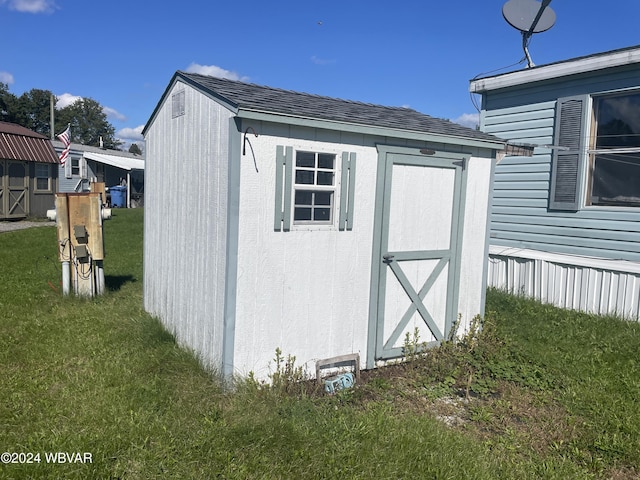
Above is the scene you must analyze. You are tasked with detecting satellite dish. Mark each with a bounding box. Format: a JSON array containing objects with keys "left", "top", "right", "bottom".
[{"left": 502, "top": 0, "right": 556, "bottom": 67}]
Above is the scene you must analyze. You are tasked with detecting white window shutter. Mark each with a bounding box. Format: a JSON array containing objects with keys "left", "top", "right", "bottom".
[
  {"left": 80, "top": 157, "right": 88, "bottom": 179},
  {"left": 64, "top": 155, "right": 72, "bottom": 179}
]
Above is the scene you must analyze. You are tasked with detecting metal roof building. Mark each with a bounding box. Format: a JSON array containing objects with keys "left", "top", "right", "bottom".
[{"left": 0, "top": 121, "right": 59, "bottom": 219}]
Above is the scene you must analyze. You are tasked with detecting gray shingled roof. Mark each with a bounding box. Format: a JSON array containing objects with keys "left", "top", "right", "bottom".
[{"left": 177, "top": 72, "right": 502, "bottom": 144}]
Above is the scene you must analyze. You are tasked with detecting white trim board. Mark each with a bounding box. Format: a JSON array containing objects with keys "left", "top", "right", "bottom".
[{"left": 470, "top": 47, "right": 640, "bottom": 93}]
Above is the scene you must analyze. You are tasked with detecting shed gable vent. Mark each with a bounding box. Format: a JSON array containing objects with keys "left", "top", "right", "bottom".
[{"left": 172, "top": 90, "right": 185, "bottom": 118}]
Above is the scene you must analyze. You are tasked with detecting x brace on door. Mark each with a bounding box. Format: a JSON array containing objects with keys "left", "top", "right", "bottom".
[{"left": 382, "top": 255, "right": 449, "bottom": 349}]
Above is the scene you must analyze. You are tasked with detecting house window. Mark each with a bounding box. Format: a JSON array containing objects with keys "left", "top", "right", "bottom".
[
  {"left": 35, "top": 164, "right": 51, "bottom": 191},
  {"left": 587, "top": 91, "right": 640, "bottom": 207},
  {"left": 293, "top": 151, "right": 335, "bottom": 224}
]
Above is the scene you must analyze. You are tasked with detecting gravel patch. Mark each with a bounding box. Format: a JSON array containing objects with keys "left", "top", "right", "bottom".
[{"left": 0, "top": 220, "right": 55, "bottom": 233}]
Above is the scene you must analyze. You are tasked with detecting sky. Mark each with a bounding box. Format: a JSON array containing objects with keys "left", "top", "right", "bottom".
[{"left": 1, "top": 0, "right": 640, "bottom": 149}]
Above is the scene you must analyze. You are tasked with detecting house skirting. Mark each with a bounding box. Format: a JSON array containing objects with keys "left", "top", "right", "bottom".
[{"left": 488, "top": 246, "right": 640, "bottom": 320}]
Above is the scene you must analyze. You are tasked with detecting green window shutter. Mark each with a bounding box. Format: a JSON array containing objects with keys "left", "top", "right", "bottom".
[
  {"left": 549, "top": 96, "right": 588, "bottom": 211},
  {"left": 274, "top": 145, "right": 293, "bottom": 231},
  {"left": 339, "top": 152, "right": 357, "bottom": 231}
]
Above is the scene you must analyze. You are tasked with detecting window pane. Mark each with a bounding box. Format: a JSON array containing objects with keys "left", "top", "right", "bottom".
[
  {"left": 594, "top": 93, "right": 640, "bottom": 149},
  {"left": 295, "top": 190, "right": 313, "bottom": 205},
  {"left": 296, "top": 151, "right": 315, "bottom": 167},
  {"left": 37, "top": 177, "right": 49, "bottom": 190},
  {"left": 295, "top": 170, "right": 315, "bottom": 184},
  {"left": 591, "top": 153, "right": 640, "bottom": 206},
  {"left": 315, "top": 191, "right": 332, "bottom": 206},
  {"left": 314, "top": 208, "right": 331, "bottom": 221},
  {"left": 294, "top": 207, "right": 312, "bottom": 221},
  {"left": 35, "top": 164, "right": 48, "bottom": 177},
  {"left": 317, "top": 171, "right": 334, "bottom": 186},
  {"left": 317, "top": 154, "right": 335, "bottom": 169}
]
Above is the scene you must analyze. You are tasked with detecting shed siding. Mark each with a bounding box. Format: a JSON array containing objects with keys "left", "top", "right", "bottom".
[
  {"left": 231, "top": 121, "right": 495, "bottom": 378},
  {"left": 232, "top": 131, "right": 376, "bottom": 378},
  {"left": 144, "top": 80, "right": 232, "bottom": 372},
  {"left": 457, "top": 155, "right": 494, "bottom": 333}
]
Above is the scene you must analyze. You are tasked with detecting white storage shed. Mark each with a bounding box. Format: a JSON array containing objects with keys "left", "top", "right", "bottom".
[{"left": 143, "top": 72, "right": 505, "bottom": 380}]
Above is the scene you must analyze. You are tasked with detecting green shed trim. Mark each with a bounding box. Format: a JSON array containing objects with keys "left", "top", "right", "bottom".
[
  {"left": 239, "top": 109, "right": 506, "bottom": 151},
  {"left": 222, "top": 117, "right": 242, "bottom": 380}
]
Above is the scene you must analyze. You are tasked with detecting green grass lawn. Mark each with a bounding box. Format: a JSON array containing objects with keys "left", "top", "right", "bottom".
[{"left": 1, "top": 210, "right": 639, "bottom": 479}]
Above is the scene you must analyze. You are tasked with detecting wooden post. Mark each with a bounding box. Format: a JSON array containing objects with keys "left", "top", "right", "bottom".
[{"left": 54, "top": 192, "right": 106, "bottom": 297}]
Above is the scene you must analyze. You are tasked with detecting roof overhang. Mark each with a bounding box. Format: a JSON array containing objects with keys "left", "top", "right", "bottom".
[
  {"left": 470, "top": 46, "right": 640, "bottom": 93},
  {"left": 83, "top": 151, "right": 144, "bottom": 171},
  {"left": 238, "top": 108, "right": 506, "bottom": 151}
]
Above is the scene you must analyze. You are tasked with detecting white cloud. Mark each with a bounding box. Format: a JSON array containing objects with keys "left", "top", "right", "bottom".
[
  {"left": 55, "top": 93, "right": 81, "bottom": 109},
  {"left": 56, "top": 93, "right": 126, "bottom": 122},
  {"left": 185, "top": 63, "right": 249, "bottom": 82},
  {"left": 116, "top": 125, "right": 144, "bottom": 142},
  {"left": 116, "top": 125, "right": 145, "bottom": 153},
  {"left": 103, "top": 106, "right": 126, "bottom": 122},
  {"left": 0, "top": 0, "right": 57, "bottom": 13},
  {"left": 0, "top": 71, "right": 14, "bottom": 85},
  {"left": 453, "top": 113, "right": 479, "bottom": 129}
]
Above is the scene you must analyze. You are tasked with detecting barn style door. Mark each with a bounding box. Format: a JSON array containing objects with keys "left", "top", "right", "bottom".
[
  {"left": 3, "top": 161, "right": 29, "bottom": 218},
  {"left": 369, "top": 148, "right": 467, "bottom": 363}
]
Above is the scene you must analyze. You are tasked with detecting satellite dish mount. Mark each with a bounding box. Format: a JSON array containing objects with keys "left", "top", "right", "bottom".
[{"left": 502, "top": 0, "right": 556, "bottom": 68}]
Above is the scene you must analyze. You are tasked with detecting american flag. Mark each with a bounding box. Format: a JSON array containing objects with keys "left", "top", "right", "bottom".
[{"left": 57, "top": 124, "right": 71, "bottom": 165}]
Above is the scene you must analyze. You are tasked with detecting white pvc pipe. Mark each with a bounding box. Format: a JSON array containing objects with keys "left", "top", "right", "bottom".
[
  {"left": 95, "top": 260, "right": 105, "bottom": 295},
  {"left": 62, "top": 261, "right": 70, "bottom": 296}
]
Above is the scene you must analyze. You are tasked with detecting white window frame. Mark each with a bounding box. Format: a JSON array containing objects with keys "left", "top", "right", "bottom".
[
  {"left": 34, "top": 163, "right": 51, "bottom": 192},
  {"left": 292, "top": 150, "right": 337, "bottom": 227},
  {"left": 274, "top": 145, "right": 356, "bottom": 232},
  {"left": 585, "top": 89, "right": 640, "bottom": 208}
]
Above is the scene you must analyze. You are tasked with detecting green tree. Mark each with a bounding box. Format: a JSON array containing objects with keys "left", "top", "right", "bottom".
[
  {"left": 128, "top": 143, "right": 142, "bottom": 155},
  {"left": 57, "top": 97, "right": 121, "bottom": 149},
  {"left": 13, "top": 88, "right": 54, "bottom": 136},
  {"left": 0, "top": 83, "right": 18, "bottom": 122}
]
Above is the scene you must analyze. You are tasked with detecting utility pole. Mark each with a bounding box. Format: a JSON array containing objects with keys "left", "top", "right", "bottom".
[{"left": 50, "top": 94, "right": 55, "bottom": 140}]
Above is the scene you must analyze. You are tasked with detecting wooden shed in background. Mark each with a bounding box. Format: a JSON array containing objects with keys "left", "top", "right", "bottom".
[
  {"left": 0, "top": 121, "right": 59, "bottom": 219},
  {"left": 143, "top": 72, "right": 505, "bottom": 380}
]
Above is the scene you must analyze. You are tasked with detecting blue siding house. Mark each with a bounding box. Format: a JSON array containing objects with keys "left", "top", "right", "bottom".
[
  {"left": 52, "top": 141, "right": 145, "bottom": 207},
  {"left": 471, "top": 45, "right": 640, "bottom": 319}
]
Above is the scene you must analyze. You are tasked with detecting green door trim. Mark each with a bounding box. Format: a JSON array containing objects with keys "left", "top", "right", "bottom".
[{"left": 366, "top": 146, "right": 469, "bottom": 368}]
